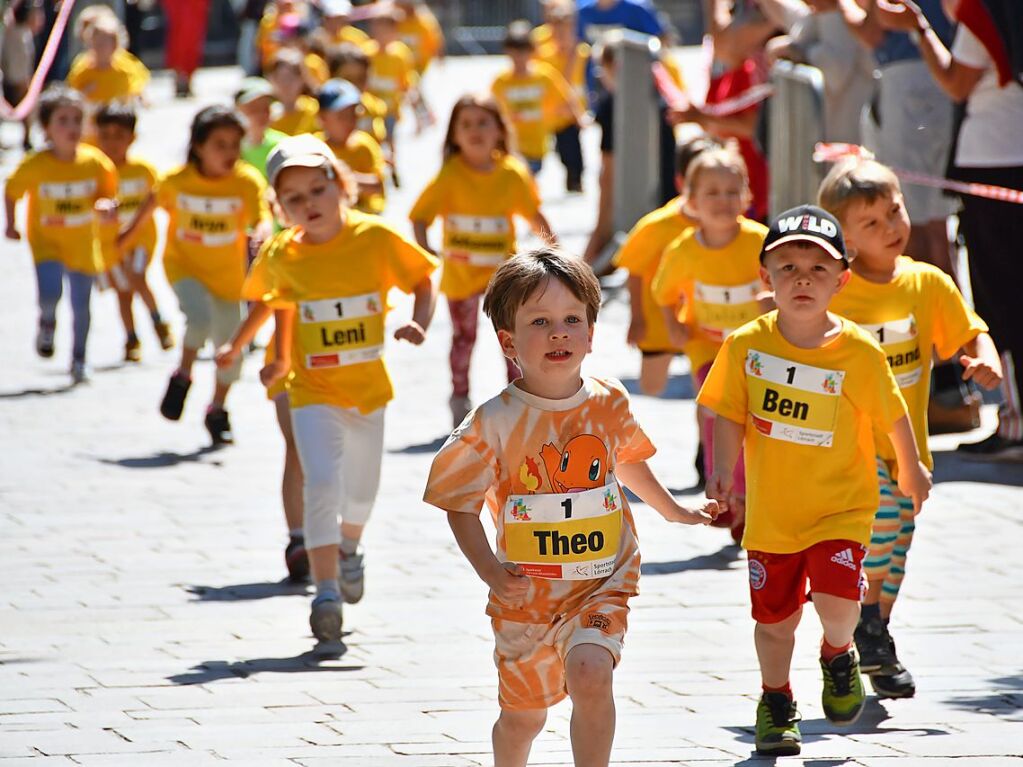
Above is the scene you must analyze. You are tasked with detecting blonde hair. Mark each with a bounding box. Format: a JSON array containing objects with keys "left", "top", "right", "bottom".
[
  {"left": 818, "top": 158, "right": 902, "bottom": 223},
  {"left": 75, "top": 5, "right": 116, "bottom": 41},
  {"left": 85, "top": 13, "right": 127, "bottom": 48},
  {"left": 684, "top": 146, "right": 749, "bottom": 194}
]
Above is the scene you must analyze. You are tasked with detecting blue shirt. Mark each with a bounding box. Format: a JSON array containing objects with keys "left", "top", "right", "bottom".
[
  {"left": 576, "top": 0, "right": 663, "bottom": 44},
  {"left": 875, "top": 0, "right": 953, "bottom": 66}
]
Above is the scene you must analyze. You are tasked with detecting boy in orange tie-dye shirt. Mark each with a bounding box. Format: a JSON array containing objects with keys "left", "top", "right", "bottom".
[{"left": 424, "top": 249, "right": 718, "bottom": 767}]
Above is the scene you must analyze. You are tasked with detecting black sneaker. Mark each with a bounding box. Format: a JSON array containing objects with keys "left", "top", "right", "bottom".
[
  {"left": 204, "top": 407, "right": 234, "bottom": 445},
  {"left": 870, "top": 624, "right": 916, "bottom": 698},
  {"left": 957, "top": 432, "right": 1023, "bottom": 462},
  {"left": 36, "top": 321, "right": 55, "bottom": 358},
  {"left": 854, "top": 615, "right": 898, "bottom": 674},
  {"left": 285, "top": 536, "right": 310, "bottom": 583},
  {"left": 159, "top": 372, "right": 192, "bottom": 420}
]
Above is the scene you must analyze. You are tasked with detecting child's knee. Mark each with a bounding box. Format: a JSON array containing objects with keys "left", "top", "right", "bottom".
[
  {"left": 496, "top": 708, "right": 547, "bottom": 741},
  {"left": 565, "top": 644, "right": 614, "bottom": 700},
  {"left": 756, "top": 609, "right": 801, "bottom": 640}
]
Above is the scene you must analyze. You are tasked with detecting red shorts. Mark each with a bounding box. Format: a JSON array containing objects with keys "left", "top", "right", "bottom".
[{"left": 747, "top": 540, "right": 867, "bottom": 623}]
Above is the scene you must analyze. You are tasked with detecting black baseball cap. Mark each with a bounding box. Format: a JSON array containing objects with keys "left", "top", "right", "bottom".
[{"left": 760, "top": 205, "right": 848, "bottom": 266}]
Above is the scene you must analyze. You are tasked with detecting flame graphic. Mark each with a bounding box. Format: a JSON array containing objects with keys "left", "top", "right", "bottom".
[{"left": 519, "top": 456, "right": 541, "bottom": 492}]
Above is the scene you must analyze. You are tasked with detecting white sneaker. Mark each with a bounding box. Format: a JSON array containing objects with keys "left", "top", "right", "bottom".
[
  {"left": 70, "top": 360, "right": 89, "bottom": 384},
  {"left": 338, "top": 547, "right": 365, "bottom": 604},
  {"left": 450, "top": 395, "right": 472, "bottom": 428}
]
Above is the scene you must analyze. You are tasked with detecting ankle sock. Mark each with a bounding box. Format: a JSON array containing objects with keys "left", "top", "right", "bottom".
[
  {"left": 340, "top": 537, "right": 359, "bottom": 556},
  {"left": 821, "top": 640, "right": 852, "bottom": 662},
  {"left": 763, "top": 682, "right": 792, "bottom": 698},
  {"left": 860, "top": 602, "right": 881, "bottom": 621},
  {"left": 150, "top": 310, "right": 163, "bottom": 324},
  {"left": 315, "top": 579, "right": 340, "bottom": 602},
  {"left": 289, "top": 528, "right": 304, "bottom": 540}
]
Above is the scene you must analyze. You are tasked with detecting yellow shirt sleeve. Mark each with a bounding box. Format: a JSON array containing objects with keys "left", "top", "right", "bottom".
[
  {"left": 5, "top": 154, "right": 34, "bottom": 200},
  {"left": 408, "top": 170, "right": 445, "bottom": 225},
  {"left": 650, "top": 234, "right": 691, "bottom": 307},
  {"left": 615, "top": 214, "right": 661, "bottom": 274},
  {"left": 383, "top": 224, "right": 439, "bottom": 293},
  {"left": 928, "top": 268, "right": 989, "bottom": 360}
]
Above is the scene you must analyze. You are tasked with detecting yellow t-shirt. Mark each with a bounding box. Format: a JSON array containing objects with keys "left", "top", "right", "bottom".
[
  {"left": 409, "top": 154, "right": 541, "bottom": 301},
  {"left": 67, "top": 49, "right": 149, "bottom": 104},
  {"left": 156, "top": 163, "right": 268, "bottom": 300},
  {"left": 613, "top": 197, "right": 696, "bottom": 353},
  {"left": 115, "top": 157, "right": 159, "bottom": 259},
  {"left": 830, "top": 256, "right": 988, "bottom": 470},
  {"left": 270, "top": 95, "right": 320, "bottom": 136},
  {"left": 697, "top": 312, "right": 908, "bottom": 553},
  {"left": 424, "top": 377, "right": 653, "bottom": 623},
  {"left": 241, "top": 211, "right": 438, "bottom": 413},
  {"left": 305, "top": 52, "right": 330, "bottom": 86},
  {"left": 5, "top": 145, "right": 118, "bottom": 274},
  {"left": 491, "top": 61, "right": 577, "bottom": 161},
  {"left": 367, "top": 40, "right": 416, "bottom": 116},
  {"left": 652, "top": 217, "right": 769, "bottom": 373},
  {"left": 358, "top": 91, "right": 388, "bottom": 145},
  {"left": 329, "top": 24, "right": 372, "bottom": 50},
  {"left": 320, "top": 130, "right": 386, "bottom": 214},
  {"left": 397, "top": 7, "right": 444, "bottom": 72},
  {"left": 536, "top": 40, "right": 589, "bottom": 130}
]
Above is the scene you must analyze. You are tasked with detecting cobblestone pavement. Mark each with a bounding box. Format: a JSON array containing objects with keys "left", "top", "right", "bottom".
[{"left": 1, "top": 60, "right": 1022, "bottom": 766}]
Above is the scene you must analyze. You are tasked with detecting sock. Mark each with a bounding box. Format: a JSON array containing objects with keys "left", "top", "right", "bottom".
[
  {"left": 127, "top": 332, "right": 139, "bottom": 343},
  {"left": 315, "top": 579, "right": 340, "bottom": 602},
  {"left": 762, "top": 682, "right": 792, "bottom": 698},
  {"left": 289, "top": 528, "right": 304, "bottom": 540},
  {"left": 340, "top": 537, "right": 359, "bottom": 556},
  {"left": 861, "top": 602, "right": 881, "bottom": 621},
  {"left": 150, "top": 310, "right": 163, "bottom": 324},
  {"left": 821, "top": 640, "right": 852, "bottom": 661}
]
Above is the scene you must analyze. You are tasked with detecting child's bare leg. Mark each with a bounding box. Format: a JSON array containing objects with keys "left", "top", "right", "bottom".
[
  {"left": 754, "top": 609, "right": 802, "bottom": 688},
  {"left": 812, "top": 593, "right": 859, "bottom": 649},
  {"left": 638, "top": 353, "right": 673, "bottom": 397},
  {"left": 116, "top": 289, "right": 136, "bottom": 338},
  {"left": 273, "top": 394, "right": 304, "bottom": 532},
  {"left": 340, "top": 522, "right": 364, "bottom": 544},
  {"left": 493, "top": 708, "right": 546, "bottom": 767},
  {"left": 212, "top": 380, "right": 232, "bottom": 409},
  {"left": 566, "top": 644, "right": 615, "bottom": 767},
  {"left": 178, "top": 346, "right": 199, "bottom": 376},
  {"left": 129, "top": 271, "right": 161, "bottom": 316}
]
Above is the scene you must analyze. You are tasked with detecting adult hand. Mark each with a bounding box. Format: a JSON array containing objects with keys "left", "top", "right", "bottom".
[{"left": 876, "top": 0, "right": 927, "bottom": 32}]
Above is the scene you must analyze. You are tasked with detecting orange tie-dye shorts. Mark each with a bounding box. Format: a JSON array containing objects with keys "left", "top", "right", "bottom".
[{"left": 492, "top": 594, "right": 630, "bottom": 710}]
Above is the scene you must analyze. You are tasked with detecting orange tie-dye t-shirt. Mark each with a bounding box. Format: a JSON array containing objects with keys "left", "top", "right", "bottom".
[{"left": 424, "top": 377, "right": 655, "bottom": 623}]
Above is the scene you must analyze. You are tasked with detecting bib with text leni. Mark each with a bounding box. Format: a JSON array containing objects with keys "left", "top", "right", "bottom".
[
  {"left": 746, "top": 349, "right": 845, "bottom": 447},
  {"left": 503, "top": 482, "right": 622, "bottom": 580},
  {"left": 694, "top": 279, "right": 761, "bottom": 342},
  {"left": 858, "top": 315, "right": 921, "bottom": 389},
  {"left": 298, "top": 292, "right": 384, "bottom": 369}
]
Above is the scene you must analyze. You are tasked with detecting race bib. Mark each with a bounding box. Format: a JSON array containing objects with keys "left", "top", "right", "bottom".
[
  {"left": 117, "top": 177, "right": 150, "bottom": 225},
  {"left": 503, "top": 84, "right": 544, "bottom": 122},
  {"left": 746, "top": 350, "right": 845, "bottom": 447},
  {"left": 443, "top": 214, "right": 511, "bottom": 267},
  {"left": 693, "top": 280, "right": 761, "bottom": 342},
  {"left": 859, "top": 315, "right": 922, "bottom": 389},
  {"left": 503, "top": 483, "right": 622, "bottom": 580},
  {"left": 38, "top": 179, "right": 96, "bottom": 228},
  {"left": 298, "top": 292, "right": 385, "bottom": 369},
  {"left": 176, "top": 193, "right": 242, "bottom": 248}
]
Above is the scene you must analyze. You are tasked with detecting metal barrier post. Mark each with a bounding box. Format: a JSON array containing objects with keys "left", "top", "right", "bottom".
[{"left": 768, "top": 60, "right": 826, "bottom": 216}]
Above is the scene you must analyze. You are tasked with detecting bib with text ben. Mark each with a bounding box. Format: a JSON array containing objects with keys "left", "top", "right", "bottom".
[
  {"left": 298, "top": 292, "right": 384, "bottom": 370},
  {"left": 747, "top": 349, "right": 845, "bottom": 447}
]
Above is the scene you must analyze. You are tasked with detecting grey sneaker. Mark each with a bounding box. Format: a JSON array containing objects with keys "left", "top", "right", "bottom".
[
  {"left": 70, "top": 360, "right": 89, "bottom": 384},
  {"left": 338, "top": 547, "right": 365, "bottom": 604},
  {"left": 309, "top": 595, "right": 342, "bottom": 642}
]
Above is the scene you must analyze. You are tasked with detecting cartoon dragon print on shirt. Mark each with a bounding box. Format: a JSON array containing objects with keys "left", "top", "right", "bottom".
[{"left": 517, "top": 435, "right": 610, "bottom": 494}]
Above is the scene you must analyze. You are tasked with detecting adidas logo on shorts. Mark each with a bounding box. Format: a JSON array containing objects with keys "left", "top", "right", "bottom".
[{"left": 830, "top": 547, "right": 857, "bottom": 571}]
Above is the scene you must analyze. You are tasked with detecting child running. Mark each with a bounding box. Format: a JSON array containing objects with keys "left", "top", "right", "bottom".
[
  {"left": 698, "top": 205, "right": 932, "bottom": 755},
  {"left": 614, "top": 135, "right": 721, "bottom": 397},
  {"left": 652, "top": 147, "right": 770, "bottom": 539},
  {"left": 491, "top": 20, "right": 582, "bottom": 176},
  {"left": 409, "top": 93, "right": 555, "bottom": 426},
  {"left": 119, "top": 106, "right": 270, "bottom": 445},
  {"left": 424, "top": 248, "right": 718, "bottom": 766},
  {"left": 267, "top": 49, "right": 320, "bottom": 136},
  {"left": 94, "top": 103, "right": 175, "bottom": 362},
  {"left": 227, "top": 134, "right": 437, "bottom": 641},
  {"left": 366, "top": 7, "right": 417, "bottom": 184},
  {"left": 327, "top": 43, "right": 389, "bottom": 148},
  {"left": 4, "top": 85, "right": 118, "bottom": 383},
  {"left": 820, "top": 159, "right": 1002, "bottom": 699},
  {"left": 316, "top": 78, "right": 387, "bottom": 215},
  {"left": 235, "top": 77, "right": 288, "bottom": 180}
]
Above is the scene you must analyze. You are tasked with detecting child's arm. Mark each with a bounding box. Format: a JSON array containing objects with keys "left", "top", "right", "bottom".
[
  {"left": 447, "top": 511, "right": 530, "bottom": 603},
  {"left": 888, "top": 415, "right": 932, "bottom": 514},
  {"left": 626, "top": 275, "right": 646, "bottom": 346},
  {"left": 412, "top": 220, "right": 435, "bottom": 254},
  {"left": 117, "top": 193, "right": 157, "bottom": 249},
  {"left": 214, "top": 302, "right": 274, "bottom": 369},
  {"left": 530, "top": 211, "right": 557, "bottom": 245},
  {"left": 260, "top": 308, "right": 294, "bottom": 388},
  {"left": 706, "top": 415, "right": 745, "bottom": 513},
  {"left": 616, "top": 461, "right": 719, "bottom": 524},
  {"left": 4, "top": 195, "right": 20, "bottom": 240},
  {"left": 959, "top": 332, "right": 1003, "bottom": 391},
  {"left": 394, "top": 275, "right": 435, "bottom": 345},
  {"left": 659, "top": 303, "right": 690, "bottom": 349}
]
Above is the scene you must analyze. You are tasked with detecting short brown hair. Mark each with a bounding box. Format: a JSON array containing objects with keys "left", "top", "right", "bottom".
[
  {"left": 818, "top": 158, "right": 902, "bottom": 223},
  {"left": 483, "top": 248, "right": 601, "bottom": 332},
  {"left": 504, "top": 20, "right": 535, "bottom": 51},
  {"left": 684, "top": 146, "right": 748, "bottom": 194}
]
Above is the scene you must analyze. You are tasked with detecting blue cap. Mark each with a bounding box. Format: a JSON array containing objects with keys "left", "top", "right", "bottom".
[{"left": 317, "top": 79, "right": 361, "bottom": 113}]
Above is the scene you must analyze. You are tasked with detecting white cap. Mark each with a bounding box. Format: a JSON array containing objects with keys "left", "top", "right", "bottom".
[
  {"left": 320, "top": 0, "right": 353, "bottom": 17},
  {"left": 266, "top": 134, "right": 336, "bottom": 187}
]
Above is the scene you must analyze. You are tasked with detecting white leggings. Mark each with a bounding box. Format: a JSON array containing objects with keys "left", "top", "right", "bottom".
[{"left": 290, "top": 403, "right": 385, "bottom": 549}]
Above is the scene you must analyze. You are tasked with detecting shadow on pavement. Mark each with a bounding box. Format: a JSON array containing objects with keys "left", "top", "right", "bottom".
[
  {"left": 943, "top": 672, "right": 1023, "bottom": 717},
  {"left": 932, "top": 449, "right": 1023, "bottom": 486},
  {"left": 98, "top": 444, "right": 225, "bottom": 468},
  {"left": 620, "top": 373, "right": 695, "bottom": 400},
  {"left": 641, "top": 544, "right": 743, "bottom": 575},
  {"left": 167, "top": 649, "right": 361, "bottom": 685},
  {"left": 0, "top": 384, "right": 75, "bottom": 399},
  {"left": 388, "top": 435, "right": 448, "bottom": 454},
  {"left": 183, "top": 580, "right": 310, "bottom": 601}
]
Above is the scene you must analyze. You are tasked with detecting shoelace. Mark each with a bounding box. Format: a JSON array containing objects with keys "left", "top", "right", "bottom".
[
  {"left": 827, "top": 657, "right": 853, "bottom": 696},
  {"left": 765, "top": 695, "right": 801, "bottom": 728}
]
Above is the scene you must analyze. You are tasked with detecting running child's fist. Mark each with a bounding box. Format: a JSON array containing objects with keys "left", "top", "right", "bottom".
[
  {"left": 394, "top": 321, "right": 426, "bottom": 345},
  {"left": 960, "top": 352, "right": 1003, "bottom": 391},
  {"left": 213, "top": 343, "right": 241, "bottom": 369},
  {"left": 485, "top": 561, "right": 530, "bottom": 604},
  {"left": 898, "top": 461, "right": 932, "bottom": 516},
  {"left": 705, "top": 471, "right": 733, "bottom": 514},
  {"left": 259, "top": 359, "right": 289, "bottom": 388},
  {"left": 5, "top": 225, "right": 20, "bottom": 241}
]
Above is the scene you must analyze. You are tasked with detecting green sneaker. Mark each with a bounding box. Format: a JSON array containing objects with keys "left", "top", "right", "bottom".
[
  {"left": 755, "top": 692, "right": 802, "bottom": 755},
  {"left": 820, "top": 650, "right": 866, "bottom": 725}
]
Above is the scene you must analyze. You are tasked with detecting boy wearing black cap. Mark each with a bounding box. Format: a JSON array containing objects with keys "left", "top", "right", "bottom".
[{"left": 697, "top": 205, "right": 932, "bottom": 756}]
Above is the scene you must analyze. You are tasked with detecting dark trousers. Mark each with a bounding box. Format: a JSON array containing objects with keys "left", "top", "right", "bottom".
[{"left": 554, "top": 123, "right": 583, "bottom": 185}]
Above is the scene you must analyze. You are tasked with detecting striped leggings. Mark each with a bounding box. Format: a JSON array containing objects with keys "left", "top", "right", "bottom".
[{"left": 864, "top": 458, "right": 916, "bottom": 608}]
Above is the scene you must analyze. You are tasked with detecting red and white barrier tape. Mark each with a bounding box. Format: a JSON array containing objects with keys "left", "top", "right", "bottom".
[
  {"left": 652, "top": 61, "right": 773, "bottom": 117},
  {"left": 814, "top": 142, "right": 1023, "bottom": 205}
]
